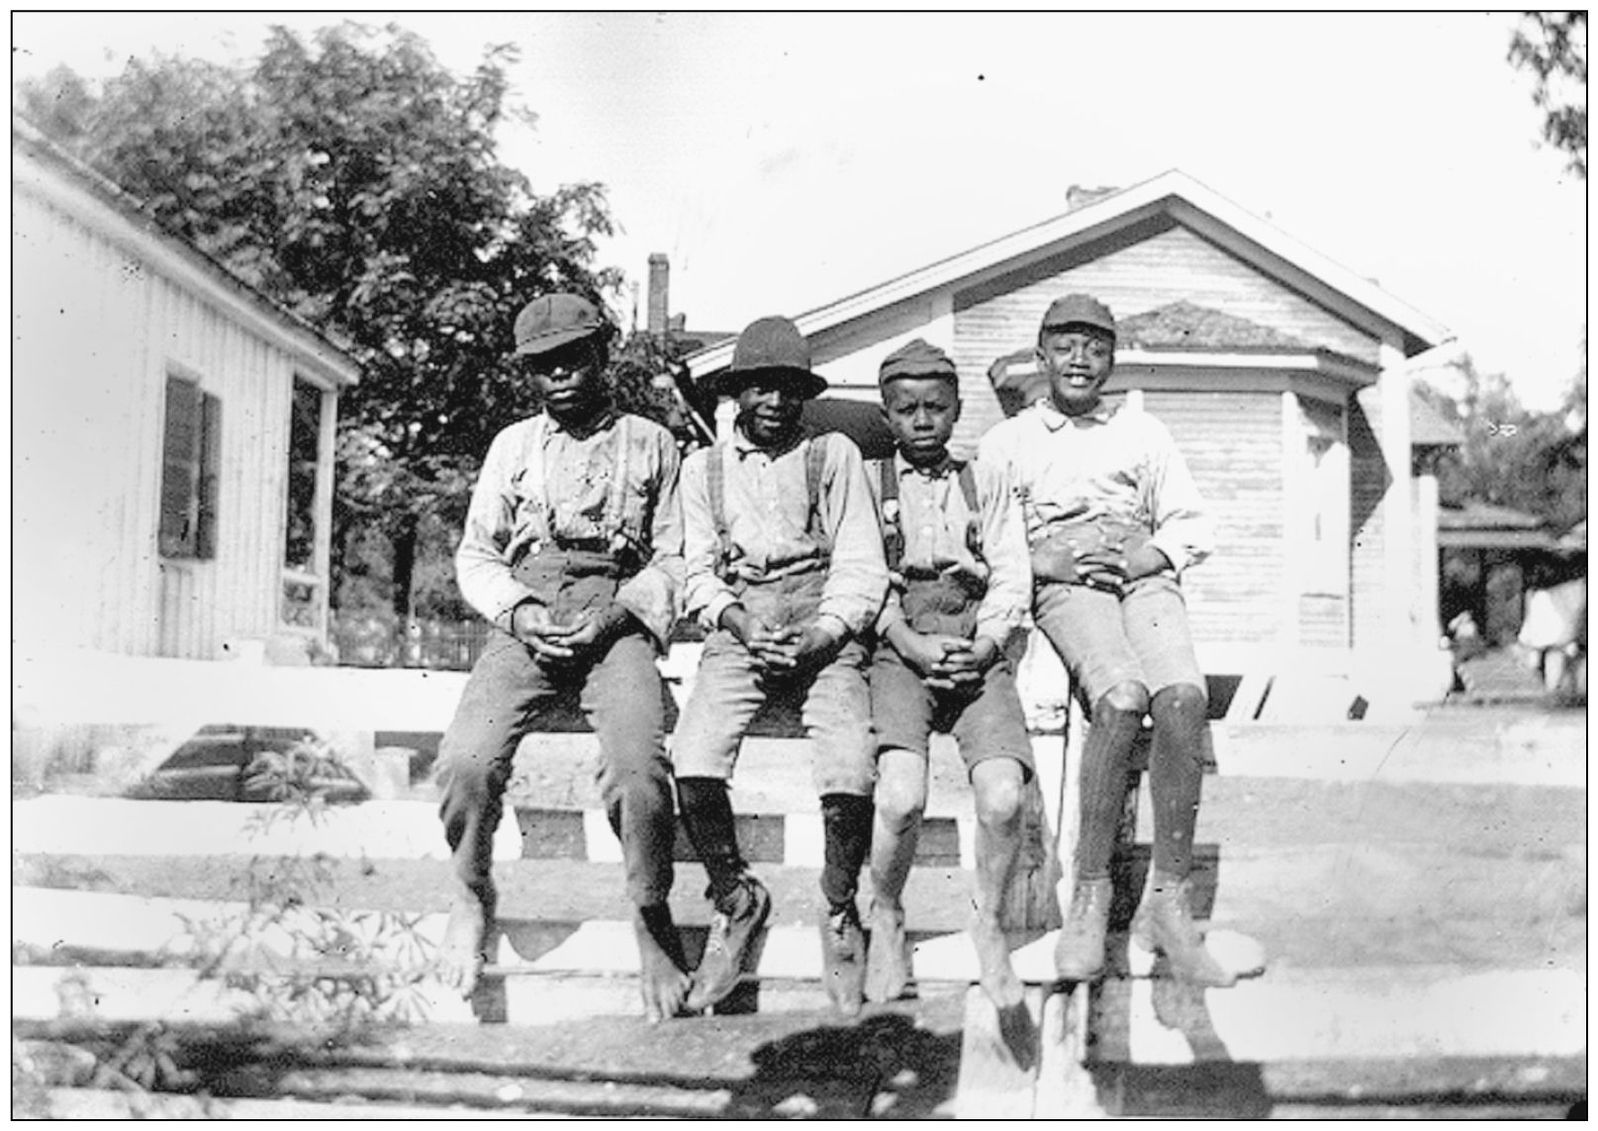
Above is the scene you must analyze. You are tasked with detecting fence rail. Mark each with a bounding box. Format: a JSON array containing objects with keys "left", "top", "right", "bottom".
[{"left": 329, "top": 615, "right": 491, "bottom": 671}]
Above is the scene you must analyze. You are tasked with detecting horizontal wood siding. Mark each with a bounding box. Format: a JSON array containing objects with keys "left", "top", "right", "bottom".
[
  {"left": 1141, "top": 391, "right": 1283, "bottom": 650},
  {"left": 14, "top": 190, "right": 304, "bottom": 660},
  {"left": 952, "top": 221, "right": 1379, "bottom": 450},
  {"left": 1298, "top": 594, "right": 1348, "bottom": 648},
  {"left": 1348, "top": 390, "right": 1390, "bottom": 655}
]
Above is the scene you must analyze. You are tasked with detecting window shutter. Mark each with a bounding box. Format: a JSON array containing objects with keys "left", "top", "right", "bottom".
[
  {"left": 197, "top": 392, "right": 222, "bottom": 560},
  {"left": 159, "top": 376, "right": 201, "bottom": 557}
]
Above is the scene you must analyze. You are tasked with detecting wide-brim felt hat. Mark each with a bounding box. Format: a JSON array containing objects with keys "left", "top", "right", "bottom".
[{"left": 706, "top": 315, "right": 828, "bottom": 399}]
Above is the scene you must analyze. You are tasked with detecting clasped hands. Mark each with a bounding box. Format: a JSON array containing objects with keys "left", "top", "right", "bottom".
[
  {"left": 1029, "top": 520, "right": 1169, "bottom": 595},
  {"left": 511, "top": 600, "right": 632, "bottom": 663},
  {"left": 721, "top": 606, "right": 841, "bottom": 677},
  {"left": 888, "top": 624, "right": 998, "bottom": 691}
]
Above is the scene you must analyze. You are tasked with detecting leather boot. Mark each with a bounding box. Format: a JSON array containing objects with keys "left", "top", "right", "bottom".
[
  {"left": 1134, "top": 875, "right": 1236, "bottom": 988},
  {"left": 1054, "top": 877, "right": 1113, "bottom": 981}
]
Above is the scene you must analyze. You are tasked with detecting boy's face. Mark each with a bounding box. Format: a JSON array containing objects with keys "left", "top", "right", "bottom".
[
  {"left": 735, "top": 374, "right": 806, "bottom": 446},
  {"left": 1038, "top": 326, "right": 1115, "bottom": 417},
  {"left": 881, "top": 376, "right": 960, "bottom": 464},
  {"left": 527, "top": 338, "right": 607, "bottom": 421}
]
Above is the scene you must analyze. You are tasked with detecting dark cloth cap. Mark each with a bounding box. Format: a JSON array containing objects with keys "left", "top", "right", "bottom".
[
  {"left": 1041, "top": 293, "right": 1117, "bottom": 338},
  {"left": 709, "top": 315, "right": 827, "bottom": 399},
  {"left": 878, "top": 338, "right": 958, "bottom": 387},
  {"left": 514, "top": 293, "right": 606, "bottom": 356}
]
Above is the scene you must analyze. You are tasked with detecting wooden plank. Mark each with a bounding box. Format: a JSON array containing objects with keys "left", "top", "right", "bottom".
[
  {"left": 953, "top": 983, "right": 1046, "bottom": 1118},
  {"left": 1032, "top": 982, "right": 1104, "bottom": 1117}
]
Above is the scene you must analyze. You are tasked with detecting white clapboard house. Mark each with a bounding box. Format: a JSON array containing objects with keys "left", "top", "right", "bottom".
[
  {"left": 686, "top": 171, "right": 1460, "bottom": 712},
  {"left": 13, "top": 117, "right": 361, "bottom": 664}
]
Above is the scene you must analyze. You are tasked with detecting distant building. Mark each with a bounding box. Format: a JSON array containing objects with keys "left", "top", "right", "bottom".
[
  {"left": 685, "top": 171, "right": 1459, "bottom": 706},
  {"left": 13, "top": 118, "right": 361, "bottom": 662}
]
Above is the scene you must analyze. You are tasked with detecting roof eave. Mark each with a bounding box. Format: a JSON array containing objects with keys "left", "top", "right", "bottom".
[
  {"left": 685, "top": 169, "right": 1451, "bottom": 378},
  {"left": 13, "top": 117, "right": 361, "bottom": 387}
]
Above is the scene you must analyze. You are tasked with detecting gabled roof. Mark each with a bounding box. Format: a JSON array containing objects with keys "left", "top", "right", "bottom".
[
  {"left": 12, "top": 116, "right": 360, "bottom": 387},
  {"left": 688, "top": 169, "right": 1451, "bottom": 378},
  {"left": 1119, "top": 300, "right": 1313, "bottom": 351}
]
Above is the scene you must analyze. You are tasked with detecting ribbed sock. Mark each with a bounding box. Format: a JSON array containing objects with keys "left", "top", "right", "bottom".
[
  {"left": 675, "top": 776, "right": 748, "bottom": 904},
  {"left": 820, "top": 793, "right": 874, "bottom": 911}
]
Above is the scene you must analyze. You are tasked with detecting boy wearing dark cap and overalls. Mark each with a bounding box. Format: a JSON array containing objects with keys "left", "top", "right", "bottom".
[
  {"left": 672, "top": 316, "right": 888, "bottom": 1016},
  {"left": 863, "top": 340, "right": 1035, "bottom": 1010},
  {"left": 435, "top": 294, "right": 691, "bottom": 1022},
  {"left": 978, "top": 293, "right": 1237, "bottom": 988}
]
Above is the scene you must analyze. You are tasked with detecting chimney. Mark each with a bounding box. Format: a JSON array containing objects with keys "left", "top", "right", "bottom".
[
  {"left": 647, "top": 253, "right": 670, "bottom": 337},
  {"left": 1065, "top": 185, "right": 1120, "bottom": 212}
]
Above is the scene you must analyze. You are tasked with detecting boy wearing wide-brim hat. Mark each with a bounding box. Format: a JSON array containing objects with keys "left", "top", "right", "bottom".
[
  {"left": 978, "top": 293, "right": 1240, "bottom": 988},
  {"left": 673, "top": 315, "right": 888, "bottom": 1016},
  {"left": 434, "top": 293, "right": 691, "bottom": 1021},
  {"left": 862, "top": 339, "right": 1036, "bottom": 1010}
]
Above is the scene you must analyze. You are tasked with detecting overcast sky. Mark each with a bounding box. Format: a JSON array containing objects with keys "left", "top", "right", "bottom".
[{"left": 13, "top": 11, "right": 1587, "bottom": 410}]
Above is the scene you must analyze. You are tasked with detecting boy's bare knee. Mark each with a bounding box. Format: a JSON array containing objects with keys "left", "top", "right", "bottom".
[
  {"left": 874, "top": 751, "right": 927, "bottom": 828},
  {"left": 972, "top": 760, "right": 1024, "bottom": 827},
  {"left": 1152, "top": 681, "right": 1206, "bottom": 721},
  {"left": 1099, "top": 680, "right": 1150, "bottom": 719}
]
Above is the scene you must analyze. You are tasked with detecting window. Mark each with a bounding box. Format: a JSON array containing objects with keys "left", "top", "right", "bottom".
[
  {"left": 1298, "top": 397, "right": 1348, "bottom": 595},
  {"left": 284, "top": 378, "right": 321, "bottom": 572},
  {"left": 159, "top": 374, "right": 221, "bottom": 559},
  {"left": 282, "top": 377, "right": 328, "bottom": 631}
]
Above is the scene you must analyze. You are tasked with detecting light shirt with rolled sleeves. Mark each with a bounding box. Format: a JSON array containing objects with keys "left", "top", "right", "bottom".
[
  {"left": 681, "top": 428, "right": 888, "bottom": 642},
  {"left": 868, "top": 453, "right": 1031, "bottom": 652},
  {"left": 454, "top": 410, "right": 684, "bottom": 649},
  {"left": 976, "top": 400, "right": 1214, "bottom": 575}
]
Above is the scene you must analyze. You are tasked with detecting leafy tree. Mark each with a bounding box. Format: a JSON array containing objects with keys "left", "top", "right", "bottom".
[
  {"left": 14, "top": 23, "right": 656, "bottom": 623},
  {"left": 1508, "top": 11, "right": 1588, "bottom": 178},
  {"left": 1416, "top": 356, "right": 1586, "bottom": 532}
]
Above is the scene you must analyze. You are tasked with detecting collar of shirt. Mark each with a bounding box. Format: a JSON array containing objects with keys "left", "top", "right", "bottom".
[
  {"left": 731, "top": 424, "right": 806, "bottom": 460},
  {"left": 544, "top": 405, "right": 618, "bottom": 440},
  {"left": 1033, "top": 399, "right": 1116, "bottom": 431},
  {"left": 894, "top": 451, "right": 960, "bottom": 480}
]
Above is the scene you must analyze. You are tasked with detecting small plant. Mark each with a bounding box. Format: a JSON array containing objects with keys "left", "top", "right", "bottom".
[{"left": 173, "top": 735, "right": 437, "bottom": 1043}]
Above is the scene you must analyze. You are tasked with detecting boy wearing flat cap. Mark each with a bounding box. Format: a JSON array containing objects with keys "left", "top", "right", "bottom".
[
  {"left": 978, "top": 293, "right": 1237, "bottom": 988},
  {"left": 673, "top": 315, "right": 888, "bottom": 1016},
  {"left": 863, "top": 339, "right": 1035, "bottom": 1010},
  {"left": 435, "top": 293, "right": 691, "bottom": 1021}
]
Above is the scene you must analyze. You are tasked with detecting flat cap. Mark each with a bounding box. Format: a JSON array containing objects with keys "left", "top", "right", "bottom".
[
  {"left": 1041, "top": 293, "right": 1116, "bottom": 338},
  {"left": 879, "top": 338, "right": 958, "bottom": 387},
  {"left": 514, "top": 293, "right": 606, "bottom": 356}
]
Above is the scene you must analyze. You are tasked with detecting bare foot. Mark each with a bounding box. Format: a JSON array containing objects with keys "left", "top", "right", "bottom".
[
  {"left": 439, "top": 888, "right": 494, "bottom": 998},
  {"left": 865, "top": 902, "right": 911, "bottom": 1004},
  {"left": 634, "top": 905, "right": 690, "bottom": 1023},
  {"left": 971, "top": 914, "right": 1023, "bottom": 1010}
]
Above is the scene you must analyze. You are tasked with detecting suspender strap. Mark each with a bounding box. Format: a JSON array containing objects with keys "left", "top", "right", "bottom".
[
  {"left": 876, "top": 457, "right": 905, "bottom": 573},
  {"left": 707, "top": 440, "right": 732, "bottom": 577},
  {"left": 804, "top": 435, "right": 830, "bottom": 553},
  {"left": 602, "top": 414, "right": 634, "bottom": 544},
  {"left": 957, "top": 462, "right": 983, "bottom": 560}
]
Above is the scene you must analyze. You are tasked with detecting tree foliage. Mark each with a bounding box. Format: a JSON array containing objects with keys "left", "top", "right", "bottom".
[
  {"left": 1508, "top": 11, "right": 1588, "bottom": 178},
  {"left": 15, "top": 23, "right": 684, "bottom": 620},
  {"left": 1416, "top": 356, "right": 1587, "bottom": 533}
]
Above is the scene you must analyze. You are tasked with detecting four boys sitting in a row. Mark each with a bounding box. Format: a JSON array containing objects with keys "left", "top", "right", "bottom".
[{"left": 435, "top": 292, "right": 1234, "bottom": 1023}]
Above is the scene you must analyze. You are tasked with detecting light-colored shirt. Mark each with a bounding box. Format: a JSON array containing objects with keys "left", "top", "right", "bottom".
[
  {"left": 868, "top": 454, "right": 1031, "bottom": 649},
  {"left": 681, "top": 428, "right": 888, "bottom": 640},
  {"left": 977, "top": 400, "right": 1214, "bottom": 575},
  {"left": 455, "top": 410, "right": 684, "bottom": 648}
]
